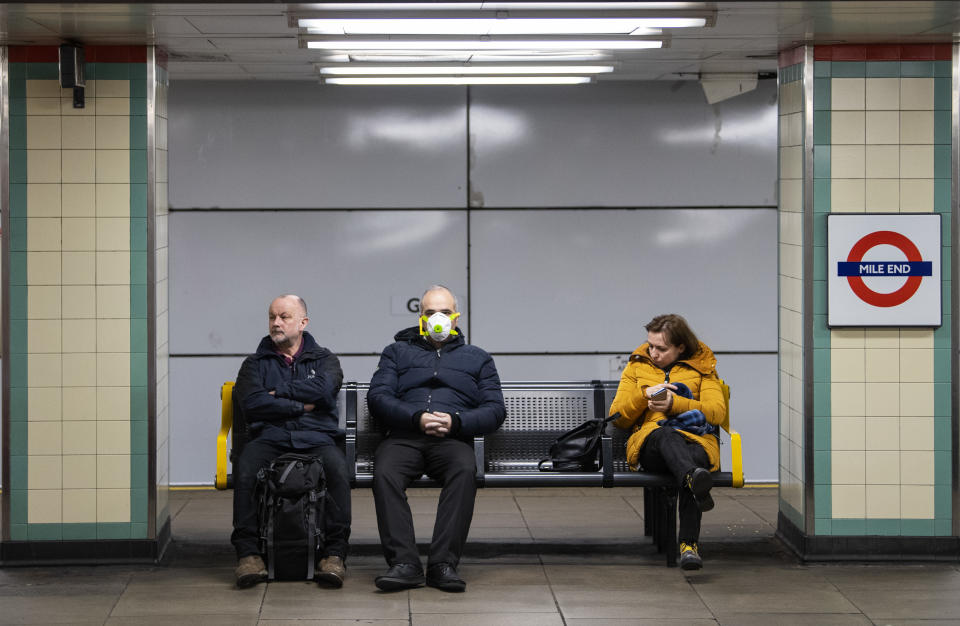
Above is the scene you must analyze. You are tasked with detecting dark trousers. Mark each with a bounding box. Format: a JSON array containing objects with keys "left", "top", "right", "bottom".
[
  {"left": 373, "top": 435, "right": 477, "bottom": 568},
  {"left": 231, "top": 438, "right": 352, "bottom": 560},
  {"left": 638, "top": 427, "right": 711, "bottom": 545}
]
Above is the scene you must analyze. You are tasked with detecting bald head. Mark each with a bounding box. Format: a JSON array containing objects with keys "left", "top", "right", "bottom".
[
  {"left": 420, "top": 285, "right": 457, "bottom": 313},
  {"left": 268, "top": 295, "right": 309, "bottom": 352}
]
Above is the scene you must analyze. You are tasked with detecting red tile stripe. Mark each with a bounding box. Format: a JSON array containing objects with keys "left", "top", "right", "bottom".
[
  {"left": 9, "top": 45, "right": 148, "bottom": 63},
  {"left": 814, "top": 44, "right": 951, "bottom": 61}
]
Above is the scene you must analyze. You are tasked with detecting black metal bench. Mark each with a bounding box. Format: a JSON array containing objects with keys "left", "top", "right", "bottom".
[{"left": 216, "top": 380, "right": 743, "bottom": 566}]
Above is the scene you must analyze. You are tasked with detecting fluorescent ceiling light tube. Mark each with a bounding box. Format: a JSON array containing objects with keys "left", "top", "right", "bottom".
[
  {"left": 345, "top": 52, "right": 610, "bottom": 62},
  {"left": 325, "top": 76, "right": 592, "bottom": 84},
  {"left": 307, "top": 39, "right": 662, "bottom": 50},
  {"left": 301, "top": 3, "right": 702, "bottom": 9},
  {"left": 319, "top": 64, "right": 615, "bottom": 74},
  {"left": 300, "top": 18, "right": 677, "bottom": 35}
]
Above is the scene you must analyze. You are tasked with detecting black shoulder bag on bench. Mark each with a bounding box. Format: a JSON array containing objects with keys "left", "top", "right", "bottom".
[{"left": 538, "top": 413, "right": 620, "bottom": 472}]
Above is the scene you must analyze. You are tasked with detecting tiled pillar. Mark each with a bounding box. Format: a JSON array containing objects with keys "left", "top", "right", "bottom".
[
  {"left": 1, "top": 45, "right": 170, "bottom": 562},
  {"left": 777, "top": 44, "right": 959, "bottom": 558}
]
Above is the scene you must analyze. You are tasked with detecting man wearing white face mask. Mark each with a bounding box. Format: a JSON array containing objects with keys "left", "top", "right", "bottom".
[{"left": 368, "top": 285, "right": 506, "bottom": 593}]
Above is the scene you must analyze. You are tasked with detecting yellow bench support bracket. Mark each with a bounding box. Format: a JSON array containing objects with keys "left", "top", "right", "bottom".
[{"left": 215, "top": 381, "right": 234, "bottom": 490}]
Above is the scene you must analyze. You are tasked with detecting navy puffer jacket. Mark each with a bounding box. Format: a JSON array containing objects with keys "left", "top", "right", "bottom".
[{"left": 368, "top": 327, "right": 506, "bottom": 440}]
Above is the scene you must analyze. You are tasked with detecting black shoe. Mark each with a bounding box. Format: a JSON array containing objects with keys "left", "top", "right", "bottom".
[
  {"left": 375, "top": 563, "right": 425, "bottom": 591},
  {"left": 685, "top": 468, "right": 714, "bottom": 512},
  {"left": 426, "top": 562, "right": 466, "bottom": 593}
]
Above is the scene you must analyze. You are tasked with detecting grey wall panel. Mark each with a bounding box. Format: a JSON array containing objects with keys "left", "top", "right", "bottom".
[
  {"left": 469, "top": 208, "right": 778, "bottom": 353},
  {"left": 468, "top": 81, "right": 778, "bottom": 208},
  {"left": 169, "top": 210, "right": 467, "bottom": 354},
  {"left": 168, "top": 82, "right": 468, "bottom": 209}
]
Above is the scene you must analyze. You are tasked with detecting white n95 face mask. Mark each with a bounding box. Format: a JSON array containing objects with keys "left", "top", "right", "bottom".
[{"left": 419, "top": 311, "right": 460, "bottom": 342}]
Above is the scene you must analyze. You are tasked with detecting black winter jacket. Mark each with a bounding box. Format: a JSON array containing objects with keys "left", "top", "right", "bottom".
[
  {"left": 368, "top": 326, "right": 506, "bottom": 440},
  {"left": 235, "top": 331, "right": 344, "bottom": 448}
]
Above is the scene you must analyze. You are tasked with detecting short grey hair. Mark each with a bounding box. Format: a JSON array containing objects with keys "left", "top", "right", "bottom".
[
  {"left": 276, "top": 294, "right": 308, "bottom": 316},
  {"left": 420, "top": 284, "right": 458, "bottom": 312}
]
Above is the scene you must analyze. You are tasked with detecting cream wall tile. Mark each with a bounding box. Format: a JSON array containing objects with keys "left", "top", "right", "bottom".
[
  {"left": 865, "top": 77, "right": 898, "bottom": 110},
  {"left": 865, "top": 383, "right": 899, "bottom": 417},
  {"left": 865, "top": 179, "right": 900, "bottom": 212},
  {"left": 832, "top": 450, "right": 865, "bottom": 483},
  {"left": 61, "top": 285, "right": 96, "bottom": 319},
  {"left": 98, "top": 488, "right": 131, "bottom": 523},
  {"left": 97, "top": 353, "right": 130, "bottom": 387},
  {"left": 831, "top": 329, "right": 865, "bottom": 348},
  {"left": 900, "top": 349, "right": 934, "bottom": 382},
  {"left": 900, "top": 78, "right": 934, "bottom": 110},
  {"left": 62, "top": 184, "right": 95, "bottom": 217},
  {"left": 900, "top": 145, "right": 934, "bottom": 179},
  {"left": 62, "top": 217, "right": 96, "bottom": 251},
  {"left": 96, "top": 116, "right": 130, "bottom": 149},
  {"left": 27, "top": 97, "right": 61, "bottom": 115},
  {"left": 900, "top": 111, "right": 934, "bottom": 144},
  {"left": 62, "top": 150, "right": 96, "bottom": 183},
  {"left": 900, "top": 415, "right": 935, "bottom": 449},
  {"left": 27, "top": 150, "right": 61, "bottom": 183},
  {"left": 95, "top": 97, "right": 128, "bottom": 115},
  {"left": 27, "top": 319, "right": 62, "bottom": 353},
  {"left": 97, "top": 420, "right": 131, "bottom": 455},
  {"left": 28, "top": 455, "right": 62, "bottom": 490},
  {"left": 62, "top": 455, "right": 97, "bottom": 489},
  {"left": 865, "top": 450, "right": 900, "bottom": 484},
  {"left": 864, "top": 329, "right": 899, "bottom": 348},
  {"left": 831, "top": 111, "right": 865, "bottom": 144},
  {"left": 901, "top": 450, "right": 934, "bottom": 484},
  {"left": 831, "top": 179, "right": 865, "bottom": 212},
  {"left": 26, "top": 116, "right": 61, "bottom": 149},
  {"left": 780, "top": 146, "right": 802, "bottom": 178},
  {"left": 95, "top": 150, "right": 130, "bottom": 184},
  {"left": 864, "top": 348, "right": 899, "bottom": 382},
  {"left": 98, "top": 387, "right": 131, "bottom": 420},
  {"left": 61, "top": 318, "right": 97, "bottom": 353},
  {"left": 900, "top": 383, "right": 935, "bottom": 418},
  {"left": 832, "top": 349, "right": 865, "bottom": 382},
  {"left": 97, "top": 80, "right": 130, "bottom": 98},
  {"left": 900, "top": 485, "right": 935, "bottom": 518},
  {"left": 98, "top": 455, "right": 131, "bottom": 489},
  {"left": 62, "top": 353, "right": 97, "bottom": 387},
  {"left": 865, "top": 484, "right": 900, "bottom": 518},
  {"left": 61, "top": 116, "right": 96, "bottom": 149},
  {"left": 27, "top": 286, "right": 61, "bottom": 319},
  {"left": 899, "top": 180, "right": 934, "bottom": 212},
  {"left": 63, "top": 387, "right": 98, "bottom": 421},
  {"left": 97, "top": 218, "right": 130, "bottom": 251},
  {"left": 63, "top": 421, "right": 97, "bottom": 455},
  {"left": 96, "top": 184, "right": 131, "bottom": 217},
  {"left": 832, "top": 415, "right": 866, "bottom": 448},
  {"left": 96, "top": 251, "right": 130, "bottom": 285},
  {"left": 784, "top": 111, "right": 803, "bottom": 145},
  {"left": 832, "top": 78, "right": 866, "bottom": 110},
  {"left": 27, "top": 183, "right": 62, "bottom": 217},
  {"left": 62, "top": 489, "right": 98, "bottom": 523},
  {"left": 865, "top": 416, "right": 899, "bottom": 450},
  {"left": 832, "top": 384, "right": 866, "bottom": 417},
  {"left": 27, "top": 421, "right": 61, "bottom": 455},
  {"left": 865, "top": 111, "right": 899, "bottom": 144},
  {"left": 27, "top": 489, "right": 62, "bottom": 524},
  {"left": 864, "top": 145, "right": 899, "bottom": 179},
  {"left": 26, "top": 218, "right": 62, "bottom": 252},
  {"left": 61, "top": 251, "right": 96, "bottom": 285},
  {"left": 28, "top": 353, "right": 62, "bottom": 388},
  {"left": 97, "top": 318, "right": 131, "bottom": 353},
  {"left": 831, "top": 145, "right": 866, "bottom": 178},
  {"left": 900, "top": 329, "right": 934, "bottom": 349},
  {"left": 832, "top": 485, "right": 866, "bottom": 517},
  {"left": 26, "top": 79, "right": 61, "bottom": 98},
  {"left": 27, "top": 386, "right": 61, "bottom": 422},
  {"left": 97, "top": 285, "right": 131, "bottom": 317}
]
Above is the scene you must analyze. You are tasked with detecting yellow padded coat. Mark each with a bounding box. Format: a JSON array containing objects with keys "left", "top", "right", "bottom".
[{"left": 610, "top": 341, "right": 726, "bottom": 471}]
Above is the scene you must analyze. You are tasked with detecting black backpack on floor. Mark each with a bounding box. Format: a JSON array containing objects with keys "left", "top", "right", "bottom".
[{"left": 255, "top": 453, "right": 326, "bottom": 581}]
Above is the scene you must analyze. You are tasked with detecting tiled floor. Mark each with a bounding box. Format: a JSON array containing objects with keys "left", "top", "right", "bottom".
[{"left": 3, "top": 486, "right": 960, "bottom": 624}]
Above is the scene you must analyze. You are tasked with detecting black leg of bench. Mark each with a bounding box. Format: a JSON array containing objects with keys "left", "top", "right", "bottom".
[
  {"left": 643, "top": 486, "right": 653, "bottom": 537},
  {"left": 664, "top": 488, "right": 678, "bottom": 567}
]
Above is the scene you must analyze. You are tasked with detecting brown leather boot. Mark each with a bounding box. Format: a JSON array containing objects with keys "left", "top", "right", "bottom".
[
  {"left": 316, "top": 555, "right": 346, "bottom": 588},
  {"left": 235, "top": 555, "right": 267, "bottom": 588}
]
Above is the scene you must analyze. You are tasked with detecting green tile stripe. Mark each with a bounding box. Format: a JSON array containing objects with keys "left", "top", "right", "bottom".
[{"left": 779, "top": 63, "right": 803, "bottom": 85}]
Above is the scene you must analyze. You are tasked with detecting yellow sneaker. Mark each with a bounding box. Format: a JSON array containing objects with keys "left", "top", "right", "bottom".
[{"left": 679, "top": 542, "right": 702, "bottom": 570}]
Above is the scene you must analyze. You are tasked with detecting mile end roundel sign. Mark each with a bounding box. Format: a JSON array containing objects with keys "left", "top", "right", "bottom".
[{"left": 827, "top": 214, "right": 942, "bottom": 327}]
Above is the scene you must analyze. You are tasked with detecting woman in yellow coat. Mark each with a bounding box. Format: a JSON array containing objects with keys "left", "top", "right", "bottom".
[{"left": 610, "top": 313, "right": 726, "bottom": 570}]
